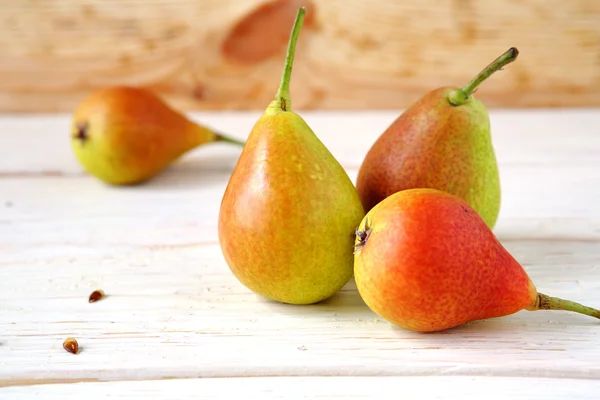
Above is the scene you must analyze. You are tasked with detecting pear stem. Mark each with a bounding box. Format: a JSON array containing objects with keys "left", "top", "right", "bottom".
[
  {"left": 271, "top": 7, "right": 306, "bottom": 112},
  {"left": 448, "top": 47, "right": 519, "bottom": 106},
  {"left": 532, "top": 293, "right": 600, "bottom": 320},
  {"left": 214, "top": 133, "right": 245, "bottom": 147}
]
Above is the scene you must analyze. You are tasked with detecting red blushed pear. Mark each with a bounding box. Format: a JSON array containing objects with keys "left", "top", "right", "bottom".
[
  {"left": 218, "top": 8, "right": 365, "bottom": 305},
  {"left": 71, "top": 86, "right": 244, "bottom": 185},
  {"left": 355, "top": 48, "right": 521, "bottom": 229},
  {"left": 353, "top": 188, "right": 600, "bottom": 333}
]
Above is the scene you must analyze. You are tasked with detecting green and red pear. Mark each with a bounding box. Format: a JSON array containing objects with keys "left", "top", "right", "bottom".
[
  {"left": 356, "top": 48, "right": 520, "bottom": 229},
  {"left": 71, "top": 86, "right": 244, "bottom": 185},
  {"left": 353, "top": 188, "right": 600, "bottom": 332}
]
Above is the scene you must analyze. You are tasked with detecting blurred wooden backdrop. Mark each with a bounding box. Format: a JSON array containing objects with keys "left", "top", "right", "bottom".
[{"left": 1, "top": 0, "right": 599, "bottom": 113}]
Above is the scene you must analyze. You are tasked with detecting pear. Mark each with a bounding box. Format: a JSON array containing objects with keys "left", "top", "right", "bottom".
[
  {"left": 355, "top": 48, "right": 520, "bottom": 229},
  {"left": 353, "top": 188, "right": 600, "bottom": 333},
  {"left": 218, "top": 8, "right": 365, "bottom": 305},
  {"left": 70, "top": 86, "right": 244, "bottom": 185}
]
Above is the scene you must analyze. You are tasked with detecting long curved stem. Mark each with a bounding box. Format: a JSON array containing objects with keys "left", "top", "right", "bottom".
[
  {"left": 448, "top": 47, "right": 519, "bottom": 106},
  {"left": 269, "top": 7, "right": 306, "bottom": 112}
]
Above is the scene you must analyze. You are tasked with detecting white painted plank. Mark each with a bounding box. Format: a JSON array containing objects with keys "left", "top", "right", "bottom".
[
  {"left": 2, "top": 165, "right": 600, "bottom": 246},
  {"left": 2, "top": 110, "right": 600, "bottom": 240},
  {"left": 2, "top": 377, "right": 600, "bottom": 399},
  {"left": 1, "top": 209, "right": 599, "bottom": 383},
  {"left": 1, "top": 109, "right": 600, "bottom": 174}
]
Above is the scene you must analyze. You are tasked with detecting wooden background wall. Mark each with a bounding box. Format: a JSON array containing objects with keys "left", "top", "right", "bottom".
[{"left": 1, "top": 0, "right": 599, "bottom": 113}]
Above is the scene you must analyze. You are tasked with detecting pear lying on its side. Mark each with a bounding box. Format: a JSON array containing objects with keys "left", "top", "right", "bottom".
[
  {"left": 71, "top": 86, "right": 244, "bottom": 185},
  {"left": 356, "top": 48, "right": 520, "bottom": 229},
  {"left": 218, "top": 8, "right": 365, "bottom": 305},
  {"left": 354, "top": 188, "right": 600, "bottom": 333}
]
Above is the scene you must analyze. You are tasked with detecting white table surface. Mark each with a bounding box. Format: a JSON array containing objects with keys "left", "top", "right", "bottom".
[{"left": 1, "top": 109, "right": 600, "bottom": 399}]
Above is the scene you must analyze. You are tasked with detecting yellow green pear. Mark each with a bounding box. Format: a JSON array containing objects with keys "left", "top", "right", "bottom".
[
  {"left": 70, "top": 86, "right": 244, "bottom": 185},
  {"left": 218, "top": 8, "right": 365, "bottom": 305}
]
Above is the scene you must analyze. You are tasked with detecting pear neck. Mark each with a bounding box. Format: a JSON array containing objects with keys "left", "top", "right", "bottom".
[
  {"left": 447, "top": 89, "right": 472, "bottom": 107},
  {"left": 265, "top": 98, "right": 289, "bottom": 116}
]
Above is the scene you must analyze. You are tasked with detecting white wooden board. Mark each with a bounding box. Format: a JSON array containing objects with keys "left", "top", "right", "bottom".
[
  {"left": 4, "top": 377, "right": 600, "bottom": 399},
  {"left": 1, "top": 110, "right": 600, "bottom": 397}
]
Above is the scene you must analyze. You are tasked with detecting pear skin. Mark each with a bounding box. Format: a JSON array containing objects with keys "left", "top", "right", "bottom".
[
  {"left": 356, "top": 48, "right": 520, "bottom": 229},
  {"left": 218, "top": 8, "right": 365, "bottom": 305},
  {"left": 353, "top": 188, "right": 600, "bottom": 333},
  {"left": 70, "top": 86, "right": 244, "bottom": 185}
]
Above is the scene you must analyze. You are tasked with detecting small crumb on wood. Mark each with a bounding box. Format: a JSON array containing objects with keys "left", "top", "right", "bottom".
[
  {"left": 88, "top": 289, "right": 105, "bottom": 303},
  {"left": 62, "top": 338, "right": 79, "bottom": 354},
  {"left": 297, "top": 345, "right": 307, "bottom": 351}
]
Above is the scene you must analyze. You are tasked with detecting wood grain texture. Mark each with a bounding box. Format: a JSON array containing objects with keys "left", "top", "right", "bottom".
[
  {"left": 1, "top": 0, "right": 600, "bottom": 113},
  {"left": 3, "top": 377, "right": 600, "bottom": 399},
  {"left": 1, "top": 111, "right": 600, "bottom": 397}
]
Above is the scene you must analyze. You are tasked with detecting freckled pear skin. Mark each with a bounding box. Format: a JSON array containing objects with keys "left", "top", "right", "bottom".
[
  {"left": 356, "top": 87, "right": 500, "bottom": 228},
  {"left": 354, "top": 188, "right": 600, "bottom": 332},
  {"left": 356, "top": 48, "right": 520, "bottom": 229},
  {"left": 218, "top": 8, "right": 365, "bottom": 305},
  {"left": 70, "top": 86, "right": 244, "bottom": 185}
]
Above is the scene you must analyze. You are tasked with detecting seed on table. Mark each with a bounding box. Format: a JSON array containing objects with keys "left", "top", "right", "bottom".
[
  {"left": 88, "top": 289, "right": 105, "bottom": 303},
  {"left": 62, "top": 338, "right": 79, "bottom": 354}
]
